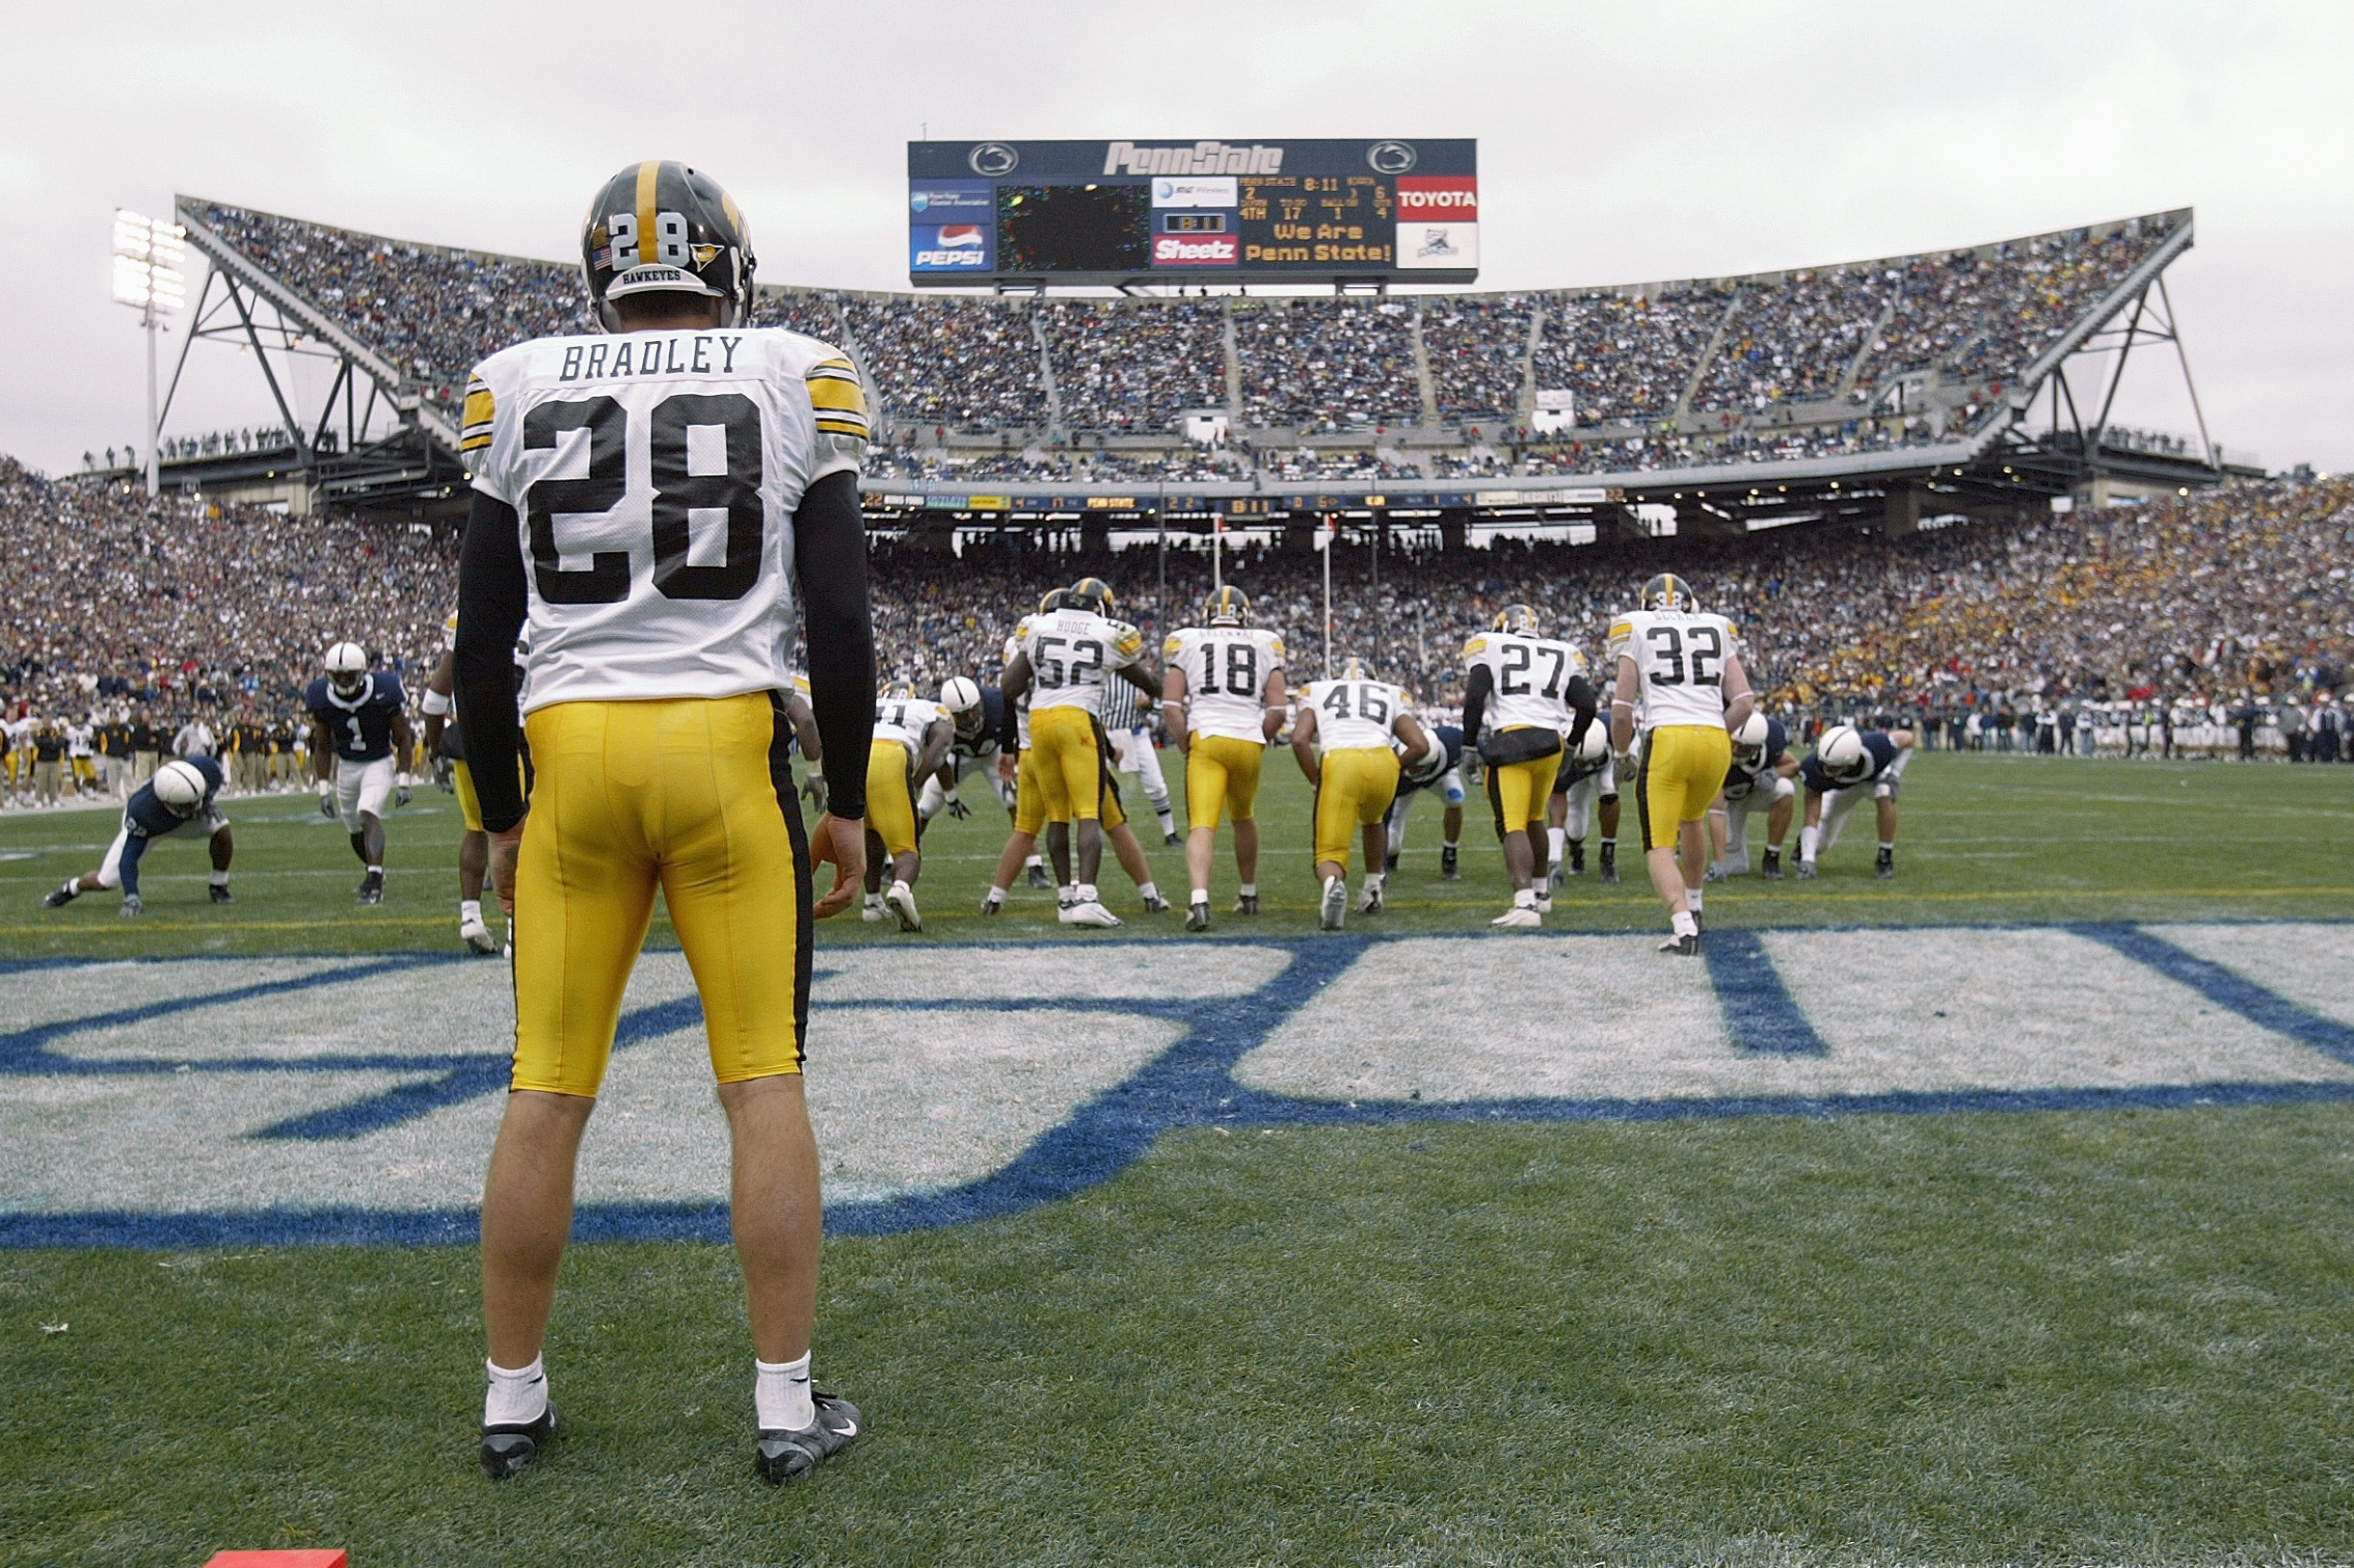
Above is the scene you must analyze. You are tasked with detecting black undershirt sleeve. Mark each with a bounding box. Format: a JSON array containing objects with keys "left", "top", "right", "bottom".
[
  {"left": 452, "top": 492, "right": 529, "bottom": 834},
  {"left": 1564, "top": 673, "right": 1598, "bottom": 755},
  {"left": 795, "top": 469, "right": 872, "bottom": 821},
  {"left": 1460, "top": 663, "right": 1494, "bottom": 745}
]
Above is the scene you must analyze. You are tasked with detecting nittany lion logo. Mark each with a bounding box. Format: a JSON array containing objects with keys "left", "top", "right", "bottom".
[
  {"left": 1366, "top": 141, "right": 1418, "bottom": 174},
  {"left": 968, "top": 143, "right": 1020, "bottom": 176}
]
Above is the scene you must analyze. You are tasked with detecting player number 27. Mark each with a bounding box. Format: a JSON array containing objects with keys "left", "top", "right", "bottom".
[
  {"left": 522, "top": 394, "right": 764, "bottom": 605},
  {"left": 1645, "top": 625, "right": 1722, "bottom": 686}
]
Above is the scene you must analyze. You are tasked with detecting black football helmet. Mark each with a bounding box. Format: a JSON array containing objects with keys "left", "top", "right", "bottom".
[
  {"left": 1639, "top": 573, "right": 1698, "bottom": 613},
  {"left": 581, "top": 160, "right": 756, "bottom": 332},
  {"left": 1204, "top": 585, "right": 1249, "bottom": 626},
  {"left": 1063, "top": 577, "right": 1115, "bottom": 616},
  {"left": 1492, "top": 603, "right": 1540, "bottom": 636}
]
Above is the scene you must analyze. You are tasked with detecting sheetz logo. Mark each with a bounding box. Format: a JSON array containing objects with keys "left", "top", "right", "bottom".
[{"left": 1154, "top": 233, "right": 1238, "bottom": 267}]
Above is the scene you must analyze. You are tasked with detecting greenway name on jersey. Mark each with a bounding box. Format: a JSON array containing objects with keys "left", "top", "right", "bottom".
[
  {"left": 463, "top": 327, "right": 868, "bottom": 709},
  {"left": 1164, "top": 625, "right": 1284, "bottom": 742}
]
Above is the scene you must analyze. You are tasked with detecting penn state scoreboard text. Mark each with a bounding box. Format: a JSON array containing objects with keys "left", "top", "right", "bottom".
[{"left": 908, "top": 139, "right": 1478, "bottom": 287}]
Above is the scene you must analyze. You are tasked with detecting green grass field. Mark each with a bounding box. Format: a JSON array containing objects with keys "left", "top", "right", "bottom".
[{"left": 5, "top": 753, "right": 2354, "bottom": 1566}]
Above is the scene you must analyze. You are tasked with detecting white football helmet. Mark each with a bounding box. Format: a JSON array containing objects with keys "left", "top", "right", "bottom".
[
  {"left": 1575, "top": 722, "right": 1610, "bottom": 763},
  {"left": 324, "top": 641, "right": 369, "bottom": 699},
  {"left": 1402, "top": 729, "right": 1452, "bottom": 785},
  {"left": 1731, "top": 712, "right": 1771, "bottom": 766},
  {"left": 1816, "top": 724, "right": 1869, "bottom": 781},
  {"left": 152, "top": 759, "right": 207, "bottom": 816},
  {"left": 938, "top": 677, "right": 982, "bottom": 714}
]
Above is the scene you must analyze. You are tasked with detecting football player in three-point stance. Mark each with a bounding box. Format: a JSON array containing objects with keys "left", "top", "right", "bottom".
[
  {"left": 1161, "top": 585, "right": 1286, "bottom": 932},
  {"left": 863, "top": 687, "right": 952, "bottom": 931},
  {"left": 1292, "top": 658, "right": 1438, "bottom": 930},
  {"left": 1711, "top": 711, "right": 1798, "bottom": 879},
  {"left": 454, "top": 160, "right": 871, "bottom": 1485},
  {"left": 917, "top": 676, "right": 1013, "bottom": 832},
  {"left": 306, "top": 641, "right": 414, "bottom": 906},
  {"left": 1797, "top": 723, "right": 1915, "bottom": 879},
  {"left": 998, "top": 577, "right": 1161, "bottom": 927},
  {"left": 1548, "top": 721, "right": 1620, "bottom": 887},
  {"left": 1460, "top": 604, "right": 1599, "bottom": 927},
  {"left": 1383, "top": 720, "right": 1466, "bottom": 879},
  {"left": 41, "top": 757, "right": 234, "bottom": 914},
  {"left": 1608, "top": 573, "right": 1753, "bottom": 955}
]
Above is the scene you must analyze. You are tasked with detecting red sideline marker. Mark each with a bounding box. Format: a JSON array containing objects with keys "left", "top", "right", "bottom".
[{"left": 203, "top": 1554, "right": 346, "bottom": 1567}]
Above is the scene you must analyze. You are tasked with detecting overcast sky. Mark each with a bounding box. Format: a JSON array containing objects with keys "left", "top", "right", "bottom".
[{"left": 4, "top": 0, "right": 2346, "bottom": 474}]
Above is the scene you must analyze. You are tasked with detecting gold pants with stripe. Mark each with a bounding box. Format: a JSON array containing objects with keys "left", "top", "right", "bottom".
[
  {"left": 1185, "top": 732, "right": 1266, "bottom": 832},
  {"left": 511, "top": 694, "right": 810, "bottom": 1096},
  {"left": 1314, "top": 746, "right": 1402, "bottom": 869},
  {"left": 866, "top": 737, "right": 919, "bottom": 858},
  {"left": 1635, "top": 724, "right": 1733, "bottom": 852}
]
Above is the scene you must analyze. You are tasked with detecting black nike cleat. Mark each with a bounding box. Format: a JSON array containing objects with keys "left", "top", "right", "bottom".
[
  {"left": 1761, "top": 849, "right": 1783, "bottom": 881},
  {"left": 1234, "top": 892, "right": 1259, "bottom": 915},
  {"left": 1185, "top": 900, "right": 1211, "bottom": 932},
  {"left": 755, "top": 1392, "right": 862, "bottom": 1484},
  {"left": 1440, "top": 845, "right": 1460, "bottom": 882},
  {"left": 209, "top": 884, "right": 234, "bottom": 904},
  {"left": 1567, "top": 843, "right": 1585, "bottom": 876},
  {"left": 41, "top": 883, "right": 77, "bottom": 908},
  {"left": 1658, "top": 932, "right": 1699, "bottom": 957},
  {"left": 1876, "top": 849, "right": 1895, "bottom": 880},
  {"left": 1599, "top": 849, "right": 1619, "bottom": 887},
  {"left": 1141, "top": 891, "right": 1171, "bottom": 914},
  {"left": 1024, "top": 864, "right": 1053, "bottom": 890},
  {"left": 481, "top": 1403, "right": 558, "bottom": 1479},
  {"left": 1164, "top": 831, "right": 1183, "bottom": 847}
]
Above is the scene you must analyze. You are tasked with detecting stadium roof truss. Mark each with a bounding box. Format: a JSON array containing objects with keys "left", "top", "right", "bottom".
[{"left": 162, "top": 199, "right": 468, "bottom": 514}]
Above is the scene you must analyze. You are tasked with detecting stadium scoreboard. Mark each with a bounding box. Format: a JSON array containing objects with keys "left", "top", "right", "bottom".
[{"left": 909, "top": 139, "right": 1477, "bottom": 287}]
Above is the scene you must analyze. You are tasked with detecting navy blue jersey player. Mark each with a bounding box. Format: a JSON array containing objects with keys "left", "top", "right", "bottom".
[
  {"left": 1385, "top": 722, "right": 1468, "bottom": 879},
  {"left": 305, "top": 641, "right": 415, "bottom": 904},
  {"left": 1711, "top": 713, "right": 1799, "bottom": 879},
  {"left": 919, "top": 678, "right": 1018, "bottom": 828},
  {"left": 43, "top": 757, "right": 233, "bottom": 915},
  {"left": 1798, "top": 723, "right": 1914, "bottom": 879}
]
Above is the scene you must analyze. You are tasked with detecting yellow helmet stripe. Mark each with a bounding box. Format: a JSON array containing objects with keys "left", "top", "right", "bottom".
[{"left": 634, "top": 159, "right": 662, "bottom": 267}]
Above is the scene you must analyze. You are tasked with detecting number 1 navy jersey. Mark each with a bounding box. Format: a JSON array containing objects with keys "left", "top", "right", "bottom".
[
  {"left": 1460, "top": 631, "right": 1585, "bottom": 732},
  {"left": 1297, "top": 678, "right": 1407, "bottom": 752},
  {"left": 1606, "top": 608, "right": 1737, "bottom": 730},
  {"left": 306, "top": 674, "right": 408, "bottom": 762},
  {"left": 462, "top": 326, "right": 869, "bottom": 712},
  {"left": 1801, "top": 729, "right": 1900, "bottom": 793},
  {"left": 1723, "top": 717, "right": 1790, "bottom": 801},
  {"left": 124, "top": 755, "right": 224, "bottom": 837}
]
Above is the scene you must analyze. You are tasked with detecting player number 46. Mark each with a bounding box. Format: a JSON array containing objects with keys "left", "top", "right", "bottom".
[{"left": 522, "top": 394, "right": 764, "bottom": 605}]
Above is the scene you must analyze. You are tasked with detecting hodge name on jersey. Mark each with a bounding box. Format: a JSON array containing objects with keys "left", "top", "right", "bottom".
[{"left": 462, "top": 327, "right": 868, "bottom": 710}]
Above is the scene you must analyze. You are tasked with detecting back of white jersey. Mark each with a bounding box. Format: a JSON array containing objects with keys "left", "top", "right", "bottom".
[
  {"left": 1165, "top": 625, "right": 1283, "bottom": 744},
  {"left": 873, "top": 697, "right": 944, "bottom": 752},
  {"left": 464, "top": 327, "right": 868, "bottom": 713},
  {"left": 1461, "top": 631, "right": 1585, "bottom": 732},
  {"left": 1022, "top": 609, "right": 1143, "bottom": 716},
  {"left": 1608, "top": 608, "right": 1737, "bottom": 730},
  {"left": 1301, "top": 678, "right": 1405, "bottom": 752}
]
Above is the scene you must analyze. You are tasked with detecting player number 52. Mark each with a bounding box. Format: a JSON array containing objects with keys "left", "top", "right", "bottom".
[{"left": 522, "top": 394, "right": 765, "bottom": 605}]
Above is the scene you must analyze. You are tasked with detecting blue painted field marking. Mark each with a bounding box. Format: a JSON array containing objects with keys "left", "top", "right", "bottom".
[
  {"left": 1700, "top": 929, "right": 1828, "bottom": 1055},
  {"left": 2079, "top": 923, "right": 2354, "bottom": 1064}
]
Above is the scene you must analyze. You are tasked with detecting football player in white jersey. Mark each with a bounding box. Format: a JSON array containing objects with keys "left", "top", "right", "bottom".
[
  {"left": 1607, "top": 573, "right": 1753, "bottom": 955},
  {"left": 453, "top": 160, "right": 869, "bottom": 1483},
  {"left": 998, "top": 577, "right": 1160, "bottom": 927},
  {"left": 863, "top": 686, "right": 951, "bottom": 930},
  {"left": 1292, "top": 658, "right": 1438, "bottom": 928},
  {"left": 1162, "top": 586, "right": 1286, "bottom": 932},
  {"left": 1459, "top": 604, "right": 1599, "bottom": 927}
]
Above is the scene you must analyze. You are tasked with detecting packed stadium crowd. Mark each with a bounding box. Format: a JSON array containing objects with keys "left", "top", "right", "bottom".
[
  {"left": 178, "top": 202, "right": 2177, "bottom": 477},
  {"left": 0, "top": 441, "right": 2343, "bottom": 811}
]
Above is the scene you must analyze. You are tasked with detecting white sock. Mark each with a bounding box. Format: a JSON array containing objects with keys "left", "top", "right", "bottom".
[
  {"left": 484, "top": 1355, "right": 548, "bottom": 1426},
  {"left": 1077, "top": 882, "right": 1099, "bottom": 904},
  {"left": 755, "top": 1352, "right": 815, "bottom": 1432},
  {"left": 210, "top": 870, "right": 230, "bottom": 888},
  {"left": 1157, "top": 810, "right": 1175, "bottom": 835},
  {"left": 1672, "top": 911, "right": 1698, "bottom": 938},
  {"left": 1137, "top": 881, "right": 1158, "bottom": 901},
  {"left": 1363, "top": 872, "right": 1383, "bottom": 891},
  {"left": 1800, "top": 825, "right": 1819, "bottom": 862},
  {"left": 982, "top": 887, "right": 1004, "bottom": 908},
  {"left": 1514, "top": 887, "right": 1537, "bottom": 908},
  {"left": 1686, "top": 887, "right": 1702, "bottom": 913},
  {"left": 1025, "top": 854, "right": 1043, "bottom": 869},
  {"left": 891, "top": 878, "right": 911, "bottom": 897},
  {"left": 1324, "top": 874, "right": 1344, "bottom": 896},
  {"left": 461, "top": 898, "right": 481, "bottom": 924},
  {"left": 1879, "top": 841, "right": 1894, "bottom": 853},
  {"left": 1547, "top": 827, "right": 1565, "bottom": 864},
  {"left": 1238, "top": 882, "right": 1256, "bottom": 898},
  {"left": 1190, "top": 887, "right": 1210, "bottom": 905},
  {"left": 1443, "top": 837, "right": 1458, "bottom": 850}
]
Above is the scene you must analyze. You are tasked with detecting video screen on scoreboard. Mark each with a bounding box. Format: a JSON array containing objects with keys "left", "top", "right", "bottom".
[{"left": 908, "top": 139, "right": 1478, "bottom": 286}]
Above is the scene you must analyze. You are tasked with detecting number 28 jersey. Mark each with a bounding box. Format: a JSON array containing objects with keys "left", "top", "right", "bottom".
[
  {"left": 1460, "top": 631, "right": 1587, "bottom": 732},
  {"left": 1607, "top": 608, "right": 1737, "bottom": 730},
  {"left": 463, "top": 327, "right": 869, "bottom": 713},
  {"left": 1164, "top": 626, "right": 1283, "bottom": 744}
]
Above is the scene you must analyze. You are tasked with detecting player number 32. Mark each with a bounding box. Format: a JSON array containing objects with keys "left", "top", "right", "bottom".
[{"left": 522, "top": 394, "right": 764, "bottom": 604}]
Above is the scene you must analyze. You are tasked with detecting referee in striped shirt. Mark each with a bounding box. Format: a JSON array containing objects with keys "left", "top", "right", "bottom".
[{"left": 1098, "top": 663, "right": 1179, "bottom": 843}]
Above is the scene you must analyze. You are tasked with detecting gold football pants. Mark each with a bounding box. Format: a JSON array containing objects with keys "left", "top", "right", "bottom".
[
  {"left": 1185, "top": 732, "right": 1265, "bottom": 832},
  {"left": 1313, "top": 746, "right": 1402, "bottom": 869},
  {"left": 1635, "top": 724, "right": 1733, "bottom": 852}
]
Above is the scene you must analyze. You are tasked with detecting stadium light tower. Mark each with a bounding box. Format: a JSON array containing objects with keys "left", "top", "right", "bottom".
[{"left": 112, "top": 208, "right": 186, "bottom": 497}]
